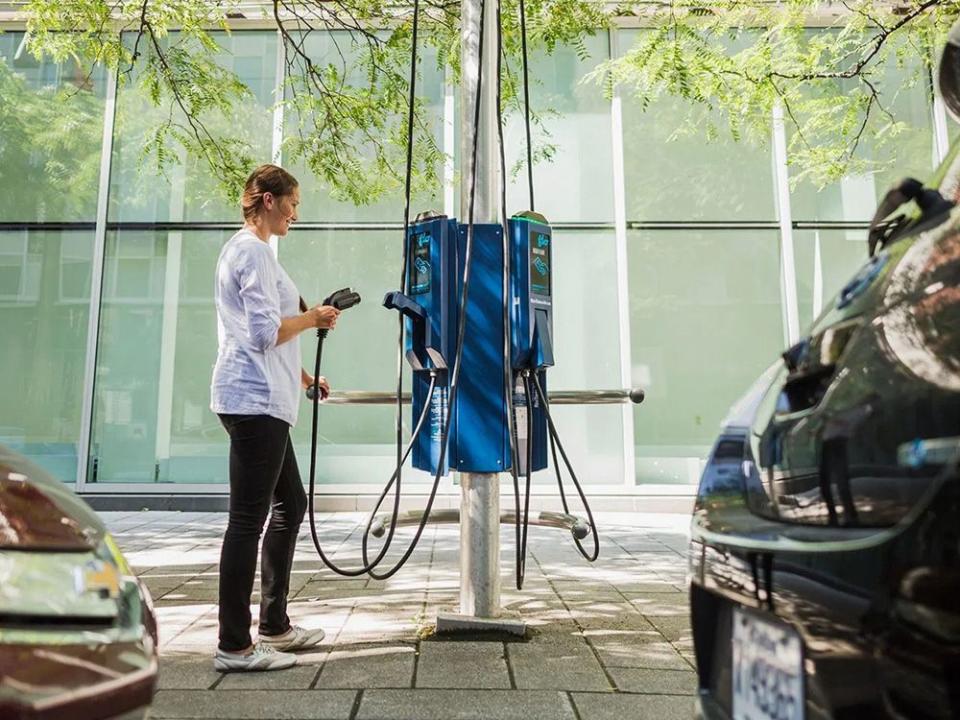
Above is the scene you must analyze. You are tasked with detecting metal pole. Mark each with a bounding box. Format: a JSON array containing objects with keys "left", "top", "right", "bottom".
[
  {"left": 460, "top": 472, "right": 501, "bottom": 616},
  {"left": 458, "top": 0, "right": 502, "bottom": 620},
  {"left": 460, "top": 0, "right": 499, "bottom": 223}
]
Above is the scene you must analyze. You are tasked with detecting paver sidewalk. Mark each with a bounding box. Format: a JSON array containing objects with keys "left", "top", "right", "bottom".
[{"left": 106, "top": 510, "right": 696, "bottom": 720}]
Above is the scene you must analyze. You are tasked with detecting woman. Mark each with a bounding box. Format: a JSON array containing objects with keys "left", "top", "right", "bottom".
[{"left": 210, "top": 164, "right": 339, "bottom": 672}]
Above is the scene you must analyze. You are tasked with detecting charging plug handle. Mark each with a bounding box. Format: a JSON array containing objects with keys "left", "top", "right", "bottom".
[
  {"left": 323, "top": 287, "right": 362, "bottom": 311},
  {"left": 383, "top": 291, "right": 438, "bottom": 371},
  {"left": 382, "top": 291, "right": 427, "bottom": 321}
]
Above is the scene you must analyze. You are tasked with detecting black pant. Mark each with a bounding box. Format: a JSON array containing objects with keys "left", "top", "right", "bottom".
[{"left": 217, "top": 414, "right": 307, "bottom": 652}]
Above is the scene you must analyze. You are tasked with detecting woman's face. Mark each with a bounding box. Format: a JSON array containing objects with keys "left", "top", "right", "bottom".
[{"left": 264, "top": 186, "right": 300, "bottom": 237}]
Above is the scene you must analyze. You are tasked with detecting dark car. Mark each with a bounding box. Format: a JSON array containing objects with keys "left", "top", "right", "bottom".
[
  {"left": 689, "top": 26, "right": 960, "bottom": 720},
  {"left": 0, "top": 445, "right": 158, "bottom": 720}
]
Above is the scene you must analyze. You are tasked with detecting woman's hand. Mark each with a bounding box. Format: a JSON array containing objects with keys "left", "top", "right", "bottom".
[
  {"left": 301, "top": 371, "right": 330, "bottom": 399},
  {"left": 306, "top": 304, "right": 340, "bottom": 330}
]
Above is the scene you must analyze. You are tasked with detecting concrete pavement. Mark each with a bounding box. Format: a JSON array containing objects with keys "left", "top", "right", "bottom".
[{"left": 105, "top": 510, "right": 696, "bottom": 720}]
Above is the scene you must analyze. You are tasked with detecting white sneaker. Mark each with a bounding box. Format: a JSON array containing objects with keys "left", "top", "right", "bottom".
[
  {"left": 259, "top": 625, "right": 326, "bottom": 652},
  {"left": 214, "top": 641, "right": 297, "bottom": 672}
]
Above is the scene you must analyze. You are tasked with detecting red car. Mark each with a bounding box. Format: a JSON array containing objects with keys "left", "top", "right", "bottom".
[{"left": 0, "top": 445, "right": 158, "bottom": 720}]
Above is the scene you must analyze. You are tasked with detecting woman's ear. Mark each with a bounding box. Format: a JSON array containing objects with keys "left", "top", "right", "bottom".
[{"left": 262, "top": 192, "right": 275, "bottom": 210}]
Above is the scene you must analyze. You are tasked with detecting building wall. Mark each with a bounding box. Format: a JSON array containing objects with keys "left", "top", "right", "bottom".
[{"left": 0, "top": 28, "right": 942, "bottom": 494}]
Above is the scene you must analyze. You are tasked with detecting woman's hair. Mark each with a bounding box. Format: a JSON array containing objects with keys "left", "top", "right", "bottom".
[{"left": 241, "top": 164, "right": 299, "bottom": 220}]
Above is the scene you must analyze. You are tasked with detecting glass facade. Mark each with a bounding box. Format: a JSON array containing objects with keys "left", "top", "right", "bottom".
[
  {"left": 90, "top": 230, "right": 232, "bottom": 483},
  {"left": 0, "top": 26, "right": 943, "bottom": 493},
  {"left": 627, "top": 229, "right": 785, "bottom": 484},
  {"left": 0, "top": 229, "right": 93, "bottom": 480}
]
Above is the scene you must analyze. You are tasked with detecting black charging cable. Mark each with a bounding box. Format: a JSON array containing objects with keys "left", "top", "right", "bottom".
[
  {"left": 304, "top": 288, "right": 441, "bottom": 577},
  {"left": 301, "top": 0, "right": 431, "bottom": 577},
  {"left": 300, "top": 0, "right": 487, "bottom": 580},
  {"left": 518, "top": 0, "right": 534, "bottom": 211},
  {"left": 519, "top": 371, "right": 535, "bottom": 582},
  {"left": 305, "top": 355, "right": 440, "bottom": 576},
  {"left": 392, "top": 0, "right": 422, "bottom": 542},
  {"left": 494, "top": 0, "right": 528, "bottom": 591},
  {"left": 348, "top": 0, "right": 489, "bottom": 582},
  {"left": 495, "top": 0, "right": 598, "bottom": 575},
  {"left": 532, "top": 371, "right": 599, "bottom": 560}
]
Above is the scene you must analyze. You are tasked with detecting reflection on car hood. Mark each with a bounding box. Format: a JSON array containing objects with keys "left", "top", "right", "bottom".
[
  {"left": 0, "top": 640, "right": 157, "bottom": 718},
  {"left": 0, "top": 444, "right": 104, "bottom": 551}
]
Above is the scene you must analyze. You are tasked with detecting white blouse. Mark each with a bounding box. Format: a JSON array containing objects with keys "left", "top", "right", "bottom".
[{"left": 210, "top": 228, "right": 302, "bottom": 427}]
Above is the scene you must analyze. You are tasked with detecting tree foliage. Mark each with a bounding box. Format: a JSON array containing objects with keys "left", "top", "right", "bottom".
[
  {"left": 597, "top": 0, "right": 959, "bottom": 186},
  {"left": 17, "top": 0, "right": 605, "bottom": 206},
  {"left": 11, "top": 0, "right": 960, "bottom": 207}
]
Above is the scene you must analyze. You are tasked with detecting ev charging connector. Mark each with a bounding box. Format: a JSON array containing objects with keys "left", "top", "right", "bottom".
[{"left": 305, "top": 287, "right": 361, "bottom": 402}]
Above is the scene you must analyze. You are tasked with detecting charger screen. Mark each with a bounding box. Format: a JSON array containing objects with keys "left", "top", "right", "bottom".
[
  {"left": 410, "top": 232, "right": 431, "bottom": 294},
  {"left": 530, "top": 231, "right": 551, "bottom": 297}
]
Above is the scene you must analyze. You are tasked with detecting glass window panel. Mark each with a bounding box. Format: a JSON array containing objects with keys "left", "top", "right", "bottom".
[
  {"left": 0, "top": 230, "right": 93, "bottom": 481},
  {"left": 793, "top": 229, "right": 872, "bottom": 330},
  {"left": 286, "top": 32, "right": 446, "bottom": 223},
  {"left": 618, "top": 29, "right": 777, "bottom": 222},
  {"left": 90, "top": 230, "right": 232, "bottom": 484},
  {"left": 282, "top": 229, "right": 409, "bottom": 484},
  {"left": 502, "top": 35, "right": 615, "bottom": 222},
  {"left": 109, "top": 31, "right": 277, "bottom": 223},
  {"left": 534, "top": 230, "right": 624, "bottom": 485},
  {"left": 0, "top": 33, "right": 106, "bottom": 222},
  {"left": 549, "top": 231, "right": 621, "bottom": 390},
  {"left": 533, "top": 404, "right": 625, "bottom": 487},
  {"left": 628, "top": 229, "right": 785, "bottom": 484},
  {"left": 789, "top": 32, "right": 937, "bottom": 222}
]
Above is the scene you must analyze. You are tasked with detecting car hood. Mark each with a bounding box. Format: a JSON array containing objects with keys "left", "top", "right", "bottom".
[{"left": 0, "top": 444, "right": 105, "bottom": 551}]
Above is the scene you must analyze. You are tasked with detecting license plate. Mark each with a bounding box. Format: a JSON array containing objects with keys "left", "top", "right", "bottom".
[{"left": 732, "top": 607, "right": 804, "bottom": 720}]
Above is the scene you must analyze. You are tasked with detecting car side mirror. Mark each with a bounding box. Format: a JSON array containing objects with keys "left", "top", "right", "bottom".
[
  {"left": 867, "top": 178, "right": 921, "bottom": 257},
  {"left": 867, "top": 178, "right": 953, "bottom": 257}
]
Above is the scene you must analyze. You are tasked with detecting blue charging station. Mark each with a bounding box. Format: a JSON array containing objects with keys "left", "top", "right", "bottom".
[
  {"left": 387, "top": 213, "right": 555, "bottom": 477},
  {"left": 509, "top": 212, "right": 554, "bottom": 473},
  {"left": 386, "top": 213, "right": 511, "bottom": 476}
]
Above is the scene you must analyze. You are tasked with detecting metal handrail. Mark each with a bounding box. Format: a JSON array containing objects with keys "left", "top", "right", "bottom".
[
  {"left": 369, "top": 509, "right": 590, "bottom": 540},
  {"left": 320, "top": 388, "right": 644, "bottom": 405}
]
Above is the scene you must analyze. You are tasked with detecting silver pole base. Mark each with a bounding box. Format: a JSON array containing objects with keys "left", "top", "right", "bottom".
[
  {"left": 436, "top": 611, "right": 527, "bottom": 637},
  {"left": 435, "top": 473, "right": 526, "bottom": 636},
  {"left": 459, "top": 472, "right": 501, "bottom": 617}
]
